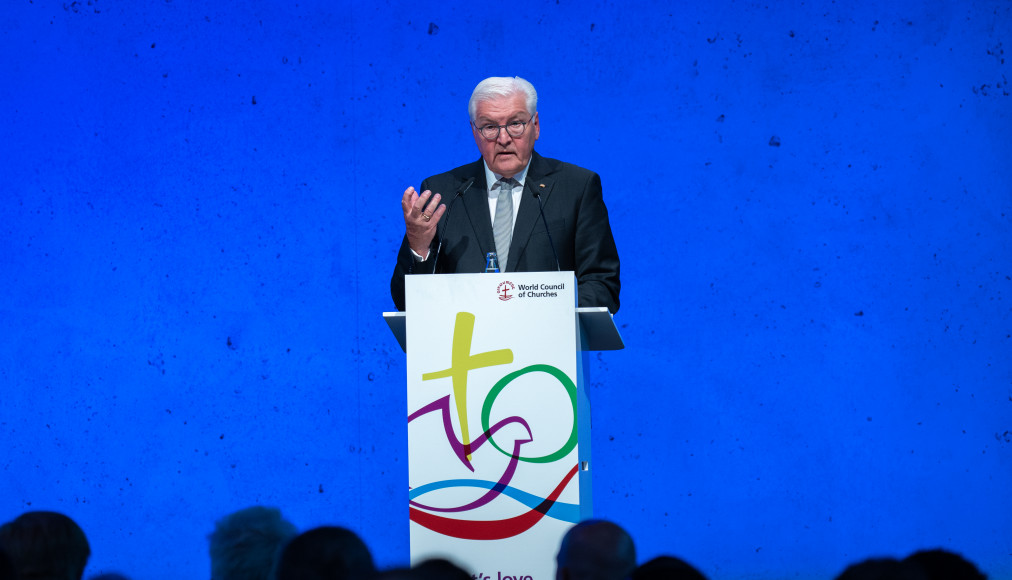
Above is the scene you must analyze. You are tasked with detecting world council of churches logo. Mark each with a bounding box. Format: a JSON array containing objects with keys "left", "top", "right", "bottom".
[{"left": 497, "top": 281, "right": 515, "bottom": 301}]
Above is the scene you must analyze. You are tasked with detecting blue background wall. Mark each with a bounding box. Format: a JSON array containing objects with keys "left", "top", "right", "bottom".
[{"left": 2, "top": 1, "right": 1010, "bottom": 578}]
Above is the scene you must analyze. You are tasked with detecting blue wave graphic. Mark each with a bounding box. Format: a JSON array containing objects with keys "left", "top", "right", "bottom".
[{"left": 410, "top": 479, "right": 580, "bottom": 523}]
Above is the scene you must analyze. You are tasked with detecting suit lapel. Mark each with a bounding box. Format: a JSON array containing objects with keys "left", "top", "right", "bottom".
[
  {"left": 507, "top": 152, "right": 555, "bottom": 272},
  {"left": 458, "top": 163, "right": 495, "bottom": 260}
]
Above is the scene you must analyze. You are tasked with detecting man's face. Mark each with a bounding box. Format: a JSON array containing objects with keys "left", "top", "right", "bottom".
[{"left": 471, "top": 92, "right": 540, "bottom": 178}]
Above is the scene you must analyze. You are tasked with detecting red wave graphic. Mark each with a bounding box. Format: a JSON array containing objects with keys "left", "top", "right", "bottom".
[{"left": 408, "top": 464, "right": 579, "bottom": 540}]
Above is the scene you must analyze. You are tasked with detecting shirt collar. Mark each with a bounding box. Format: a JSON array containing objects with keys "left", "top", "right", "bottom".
[{"left": 482, "top": 158, "right": 532, "bottom": 195}]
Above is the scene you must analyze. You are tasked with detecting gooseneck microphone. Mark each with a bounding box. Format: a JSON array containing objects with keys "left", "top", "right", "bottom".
[
  {"left": 432, "top": 177, "right": 475, "bottom": 274},
  {"left": 532, "top": 187, "right": 561, "bottom": 272}
]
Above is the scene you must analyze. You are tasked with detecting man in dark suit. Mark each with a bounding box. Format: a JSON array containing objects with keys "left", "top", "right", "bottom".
[{"left": 390, "top": 76, "right": 620, "bottom": 313}]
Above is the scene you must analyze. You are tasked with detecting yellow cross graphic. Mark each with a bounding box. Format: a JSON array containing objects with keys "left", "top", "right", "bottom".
[{"left": 422, "top": 312, "right": 513, "bottom": 460}]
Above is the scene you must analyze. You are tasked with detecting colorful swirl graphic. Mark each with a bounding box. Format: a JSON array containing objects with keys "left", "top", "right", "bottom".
[{"left": 409, "top": 362, "right": 581, "bottom": 540}]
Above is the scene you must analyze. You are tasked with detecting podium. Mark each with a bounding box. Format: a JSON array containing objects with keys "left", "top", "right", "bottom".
[{"left": 384, "top": 271, "right": 623, "bottom": 580}]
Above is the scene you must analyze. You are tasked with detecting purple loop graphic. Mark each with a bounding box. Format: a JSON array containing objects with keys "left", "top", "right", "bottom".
[{"left": 408, "top": 395, "right": 533, "bottom": 512}]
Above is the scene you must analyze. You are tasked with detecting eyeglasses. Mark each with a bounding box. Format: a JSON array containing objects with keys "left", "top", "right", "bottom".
[{"left": 473, "top": 115, "right": 535, "bottom": 141}]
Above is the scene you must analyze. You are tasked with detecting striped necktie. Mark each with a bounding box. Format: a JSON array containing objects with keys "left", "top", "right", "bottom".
[{"left": 493, "top": 177, "right": 515, "bottom": 269}]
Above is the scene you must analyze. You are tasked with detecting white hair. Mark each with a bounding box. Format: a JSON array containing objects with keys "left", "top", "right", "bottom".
[{"left": 468, "top": 76, "right": 538, "bottom": 121}]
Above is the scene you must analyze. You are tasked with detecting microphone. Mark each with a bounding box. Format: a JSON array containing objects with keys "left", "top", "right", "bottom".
[
  {"left": 433, "top": 177, "right": 475, "bottom": 273},
  {"left": 532, "top": 186, "right": 561, "bottom": 272}
]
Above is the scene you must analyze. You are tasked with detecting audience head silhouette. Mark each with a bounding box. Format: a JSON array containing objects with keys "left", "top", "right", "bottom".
[
  {"left": 275, "top": 526, "right": 375, "bottom": 580},
  {"left": 904, "top": 549, "right": 986, "bottom": 580},
  {"left": 555, "top": 520, "right": 636, "bottom": 580},
  {"left": 207, "top": 506, "right": 297, "bottom": 580},
  {"left": 412, "top": 558, "right": 472, "bottom": 580},
  {"left": 631, "top": 555, "right": 708, "bottom": 580},
  {"left": 0, "top": 511, "right": 91, "bottom": 580},
  {"left": 1, "top": 545, "right": 16, "bottom": 580},
  {"left": 835, "top": 557, "right": 929, "bottom": 580}
]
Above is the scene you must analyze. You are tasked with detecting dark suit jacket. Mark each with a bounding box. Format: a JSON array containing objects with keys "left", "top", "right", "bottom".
[{"left": 390, "top": 151, "right": 620, "bottom": 313}]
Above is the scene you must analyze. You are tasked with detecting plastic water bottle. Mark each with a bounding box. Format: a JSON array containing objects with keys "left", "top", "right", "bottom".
[{"left": 484, "top": 252, "right": 500, "bottom": 273}]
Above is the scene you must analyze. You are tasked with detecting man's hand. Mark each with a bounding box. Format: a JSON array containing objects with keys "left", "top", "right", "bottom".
[{"left": 401, "top": 186, "right": 445, "bottom": 257}]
